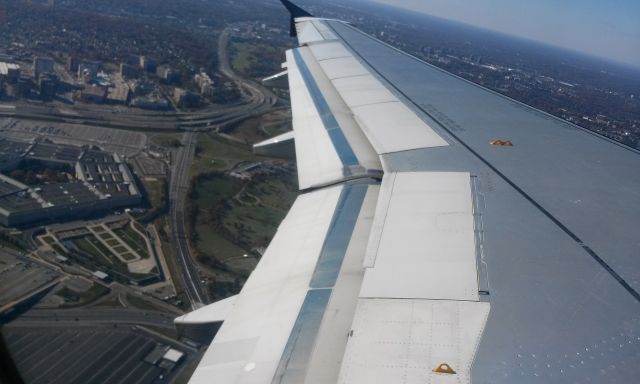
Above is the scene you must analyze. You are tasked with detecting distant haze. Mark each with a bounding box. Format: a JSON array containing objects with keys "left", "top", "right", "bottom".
[{"left": 373, "top": 0, "right": 640, "bottom": 68}]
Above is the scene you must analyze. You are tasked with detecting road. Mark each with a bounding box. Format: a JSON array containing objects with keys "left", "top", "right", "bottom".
[
  {"left": 0, "top": 29, "right": 276, "bottom": 132},
  {"left": 168, "top": 131, "right": 206, "bottom": 309},
  {"left": 166, "top": 27, "right": 278, "bottom": 310},
  {"left": 12, "top": 308, "right": 175, "bottom": 328}
]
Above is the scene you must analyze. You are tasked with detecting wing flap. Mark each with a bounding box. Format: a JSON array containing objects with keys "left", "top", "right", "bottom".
[{"left": 360, "top": 172, "right": 479, "bottom": 301}]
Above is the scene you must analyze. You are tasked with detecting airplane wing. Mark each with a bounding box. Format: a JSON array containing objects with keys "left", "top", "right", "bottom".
[{"left": 178, "top": 2, "right": 640, "bottom": 383}]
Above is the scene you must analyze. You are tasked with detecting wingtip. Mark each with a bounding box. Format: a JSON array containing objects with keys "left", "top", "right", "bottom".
[
  {"left": 280, "top": 0, "right": 313, "bottom": 18},
  {"left": 280, "top": 0, "right": 313, "bottom": 36}
]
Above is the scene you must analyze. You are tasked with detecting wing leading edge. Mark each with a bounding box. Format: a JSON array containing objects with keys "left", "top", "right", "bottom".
[{"left": 181, "top": 2, "right": 640, "bottom": 383}]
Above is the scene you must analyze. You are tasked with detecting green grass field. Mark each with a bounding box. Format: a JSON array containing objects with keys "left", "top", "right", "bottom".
[
  {"left": 145, "top": 178, "right": 167, "bottom": 210},
  {"left": 74, "top": 236, "right": 113, "bottom": 266},
  {"left": 114, "top": 225, "right": 150, "bottom": 259},
  {"left": 150, "top": 134, "right": 182, "bottom": 148},
  {"left": 190, "top": 172, "right": 297, "bottom": 276},
  {"left": 191, "top": 134, "right": 257, "bottom": 177},
  {"left": 230, "top": 41, "right": 282, "bottom": 78},
  {"left": 71, "top": 235, "right": 150, "bottom": 280},
  {"left": 57, "top": 283, "right": 110, "bottom": 308}
]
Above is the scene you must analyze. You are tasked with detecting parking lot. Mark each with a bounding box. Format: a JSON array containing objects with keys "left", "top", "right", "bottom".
[
  {"left": 0, "top": 251, "right": 60, "bottom": 308},
  {"left": 2, "top": 324, "right": 195, "bottom": 384},
  {"left": 0, "top": 118, "right": 147, "bottom": 156}
]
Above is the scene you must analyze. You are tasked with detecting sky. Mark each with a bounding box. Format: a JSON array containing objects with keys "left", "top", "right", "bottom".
[{"left": 373, "top": 0, "right": 640, "bottom": 68}]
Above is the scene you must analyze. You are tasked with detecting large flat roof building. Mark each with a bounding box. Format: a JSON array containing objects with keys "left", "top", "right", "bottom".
[{"left": 0, "top": 139, "right": 142, "bottom": 227}]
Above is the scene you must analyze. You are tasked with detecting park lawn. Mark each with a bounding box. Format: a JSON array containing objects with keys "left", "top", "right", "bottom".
[
  {"left": 230, "top": 41, "right": 281, "bottom": 78},
  {"left": 231, "top": 42, "right": 255, "bottom": 73},
  {"left": 112, "top": 245, "right": 128, "bottom": 254},
  {"left": 105, "top": 239, "right": 120, "bottom": 247},
  {"left": 73, "top": 236, "right": 114, "bottom": 266},
  {"left": 57, "top": 283, "right": 110, "bottom": 307},
  {"left": 191, "top": 134, "right": 258, "bottom": 176},
  {"left": 98, "top": 232, "right": 114, "bottom": 240},
  {"left": 72, "top": 236, "right": 149, "bottom": 280},
  {"left": 150, "top": 134, "right": 182, "bottom": 148},
  {"left": 41, "top": 236, "right": 56, "bottom": 245},
  {"left": 194, "top": 228, "right": 257, "bottom": 276},
  {"left": 114, "top": 225, "right": 150, "bottom": 258},
  {"left": 120, "top": 252, "right": 136, "bottom": 261},
  {"left": 225, "top": 177, "right": 297, "bottom": 247},
  {"left": 247, "top": 177, "right": 298, "bottom": 211},
  {"left": 191, "top": 174, "right": 256, "bottom": 275},
  {"left": 192, "top": 173, "right": 245, "bottom": 208},
  {"left": 145, "top": 178, "right": 166, "bottom": 211},
  {"left": 190, "top": 172, "right": 297, "bottom": 276}
]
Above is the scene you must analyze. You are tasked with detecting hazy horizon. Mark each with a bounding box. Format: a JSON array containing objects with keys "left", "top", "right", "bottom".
[{"left": 372, "top": 0, "right": 640, "bottom": 69}]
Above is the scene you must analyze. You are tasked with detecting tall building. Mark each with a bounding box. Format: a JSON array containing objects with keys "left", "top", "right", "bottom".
[
  {"left": 120, "top": 63, "right": 138, "bottom": 79},
  {"left": 38, "top": 73, "right": 58, "bottom": 100},
  {"left": 139, "top": 56, "right": 157, "bottom": 73},
  {"left": 194, "top": 71, "right": 214, "bottom": 97},
  {"left": 173, "top": 88, "right": 201, "bottom": 108},
  {"left": 77, "top": 61, "right": 100, "bottom": 83},
  {"left": 126, "top": 54, "right": 140, "bottom": 67},
  {"left": 67, "top": 56, "right": 79, "bottom": 73},
  {"left": 0, "top": 62, "right": 20, "bottom": 84},
  {"left": 33, "top": 56, "right": 54, "bottom": 78},
  {"left": 157, "top": 66, "right": 180, "bottom": 84}
]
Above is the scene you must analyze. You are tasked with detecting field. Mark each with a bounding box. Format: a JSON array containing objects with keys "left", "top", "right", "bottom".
[
  {"left": 56, "top": 283, "right": 110, "bottom": 307},
  {"left": 191, "top": 133, "right": 258, "bottom": 176},
  {"left": 150, "top": 134, "right": 182, "bottom": 148},
  {"left": 225, "top": 110, "right": 292, "bottom": 144},
  {"left": 57, "top": 219, "right": 157, "bottom": 282},
  {"left": 138, "top": 178, "right": 167, "bottom": 223},
  {"left": 189, "top": 171, "right": 297, "bottom": 277},
  {"left": 114, "top": 225, "right": 150, "bottom": 259},
  {"left": 230, "top": 40, "right": 283, "bottom": 79}
]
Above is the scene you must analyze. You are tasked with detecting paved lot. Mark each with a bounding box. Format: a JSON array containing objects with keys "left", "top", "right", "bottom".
[
  {"left": 2, "top": 324, "right": 194, "bottom": 384},
  {"left": 0, "top": 118, "right": 147, "bottom": 156},
  {"left": 0, "top": 251, "right": 60, "bottom": 308}
]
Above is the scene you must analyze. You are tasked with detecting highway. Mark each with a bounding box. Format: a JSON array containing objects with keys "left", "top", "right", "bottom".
[
  {"left": 168, "top": 131, "right": 206, "bottom": 309},
  {"left": 166, "top": 27, "right": 278, "bottom": 310},
  {"left": 12, "top": 308, "right": 175, "bottom": 328},
  {"left": 0, "top": 29, "right": 276, "bottom": 132},
  {"left": 0, "top": 27, "right": 278, "bottom": 311}
]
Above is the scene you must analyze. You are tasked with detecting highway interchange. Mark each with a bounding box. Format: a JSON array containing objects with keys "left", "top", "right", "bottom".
[
  {"left": 1, "top": 27, "right": 279, "bottom": 311},
  {"left": 168, "top": 27, "right": 278, "bottom": 309}
]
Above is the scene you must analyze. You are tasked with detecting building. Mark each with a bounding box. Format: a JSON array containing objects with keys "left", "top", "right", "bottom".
[
  {"left": 0, "top": 62, "right": 20, "bottom": 84},
  {"left": 163, "top": 349, "right": 184, "bottom": 364},
  {"left": 7, "top": 77, "right": 33, "bottom": 98},
  {"left": 93, "top": 271, "right": 110, "bottom": 282},
  {"left": 119, "top": 63, "right": 138, "bottom": 79},
  {"left": 67, "top": 56, "right": 79, "bottom": 73},
  {"left": 77, "top": 61, "right": 100, "bottom": 83},
  {"left": 106, "top": 83, "right": 130, "bottom": 104},
  {"left": 0, "top": 139, "right": 142, "bottom": 227},
  {"left": 79, "top": 85, "right": 106, "bottom": 103},
  {"left": 129, "top": 80, "right": 154, "bottom": 96},
  {"left": 38, "top": 73, "right": 58, "bottom": 100},
  {"left": 156, "top": 65, "right": 180, "bottom": 84},
  {"left": 194, "top": 71, "right": 214, "bottom": 97},
  {"left": 139, "top": 56, "right": 157, "bottom": 73},
  {"left": 126, "top": 54, "right": 140, "bottom": 67},
  {"left": 130, "top": 96, "right": 170, "bottom": 110},
  {"left": 33, "top": 56, "right": 54, "bottom": 78},
  {"left": 173, "top": 88, "right": 201, "bottom": 108}
]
